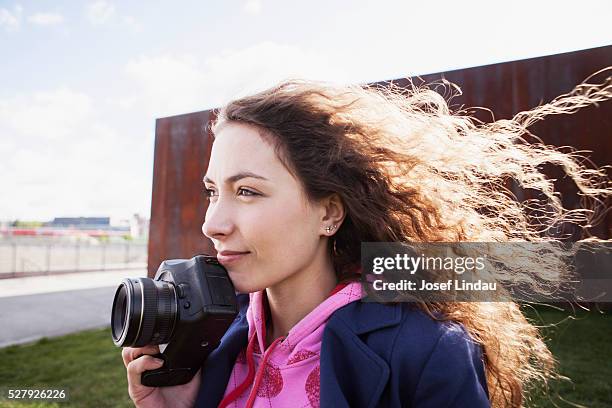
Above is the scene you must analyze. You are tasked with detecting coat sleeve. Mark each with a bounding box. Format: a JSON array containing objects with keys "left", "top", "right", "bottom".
[{"left": 410, "top": 325, "right": 490, "bottom": 407}]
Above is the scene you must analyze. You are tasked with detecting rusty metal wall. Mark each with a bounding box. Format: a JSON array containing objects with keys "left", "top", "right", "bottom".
[
  {"left": 377, "top": 44, "right": 612, "bottom": 240},
  {"left": 147, "top": 110, "right": 216, "bottom": 276},
  {"left": 148, "top": 45, "right": 612, "bottom": 276}
]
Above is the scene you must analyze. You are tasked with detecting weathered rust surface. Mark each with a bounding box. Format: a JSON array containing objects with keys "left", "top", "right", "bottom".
[
  {"left": 148, "top": 45, "right": 611, "bottom": 274},
  {"left": 400, "top": 45, "right": 612, "bottom": 240},
  {"left": 147, "top": 110, "right": 216, "bottom": 276}
]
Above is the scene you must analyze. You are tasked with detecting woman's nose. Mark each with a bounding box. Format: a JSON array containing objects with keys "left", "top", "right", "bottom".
[{"left": 202, "top": 201, "right": 234, "bottom": 239}]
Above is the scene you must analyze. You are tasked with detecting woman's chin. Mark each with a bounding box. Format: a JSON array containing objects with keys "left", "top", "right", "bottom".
[{"left": 227, "top": 272, "right": 259, "bottom": 294}]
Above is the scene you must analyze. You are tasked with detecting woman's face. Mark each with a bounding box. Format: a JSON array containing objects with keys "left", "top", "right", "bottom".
[{"left": 202, "top": 122, "right": 326, "bottom": 293}]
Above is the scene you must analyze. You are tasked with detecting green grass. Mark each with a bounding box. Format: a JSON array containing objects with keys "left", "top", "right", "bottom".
[
  {"left": 0, "top": 327, "right": 132, "bottom": 408},
  {"left": 0, "top": 308, "right": 610, "bottom": 407},
  {"left": 524, "top": 306, "right": 612, "bottom": 408}
]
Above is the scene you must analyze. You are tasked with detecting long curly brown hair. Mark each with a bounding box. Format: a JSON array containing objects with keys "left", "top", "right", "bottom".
[{"left": 209, "top": 71, "right": 612, "bottom": 407}]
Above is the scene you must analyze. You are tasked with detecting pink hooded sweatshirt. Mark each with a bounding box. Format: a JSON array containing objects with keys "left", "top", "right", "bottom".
[{"left": 218, "top": 280, "right": 363, "bottom": 408}]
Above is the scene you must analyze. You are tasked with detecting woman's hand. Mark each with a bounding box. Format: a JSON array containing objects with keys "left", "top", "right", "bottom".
[{"left": 122, "top": 345, "right": 202, "bottom": 408}]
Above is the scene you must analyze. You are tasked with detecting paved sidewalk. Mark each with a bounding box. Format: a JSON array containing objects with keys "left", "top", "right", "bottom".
[{"left": 0, "top": 269, "right": 146, "bottom": 348}]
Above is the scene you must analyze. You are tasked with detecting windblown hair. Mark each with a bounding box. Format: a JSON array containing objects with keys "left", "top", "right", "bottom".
[{"left": 209, "top": 71, "right": 612, "bottom": 407}]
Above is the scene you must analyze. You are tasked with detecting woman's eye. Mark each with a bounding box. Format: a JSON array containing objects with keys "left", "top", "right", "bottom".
[
  {"left": 204, "top": 188, "right": 258, "bottom": 200},
  {"left": 237, "top": 188, "right": 258, "bottom": 197},
  {"left": 204, "top": 188, "right": 217, "bottom": 200}
]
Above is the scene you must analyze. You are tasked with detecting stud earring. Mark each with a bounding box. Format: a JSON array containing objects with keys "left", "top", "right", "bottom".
[{"left": 325, "top": 224, "right": 337, "bottom": 234}]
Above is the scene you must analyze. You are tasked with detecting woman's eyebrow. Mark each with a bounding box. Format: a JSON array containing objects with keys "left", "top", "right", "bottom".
[{"left": 202, "top": 171, "right": 269, "bottom": 185}]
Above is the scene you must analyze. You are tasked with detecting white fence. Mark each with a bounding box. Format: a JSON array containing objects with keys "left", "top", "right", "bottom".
[{"left": 0, "top": 238, "right": 147, "bottom": 277}]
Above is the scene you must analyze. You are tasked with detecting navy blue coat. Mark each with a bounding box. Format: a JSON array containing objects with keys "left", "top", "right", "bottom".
[{"left": 195, "top": 294, "right": 490, "bottom": 407}]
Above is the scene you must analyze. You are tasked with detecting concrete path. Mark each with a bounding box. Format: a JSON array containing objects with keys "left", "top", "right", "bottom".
[{"left": 0, "top": 269, "right": 146, "bottom": 348}]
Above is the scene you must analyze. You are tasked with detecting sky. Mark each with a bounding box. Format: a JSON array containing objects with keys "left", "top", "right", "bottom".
[{"left": 1, "top": 0, "right": 611, "bottom": 222}]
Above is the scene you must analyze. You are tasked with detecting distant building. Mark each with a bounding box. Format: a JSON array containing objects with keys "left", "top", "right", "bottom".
[
  {"left": 2, "top": 215, "right": 149, "bottom": 239},
  {"left": 47, "top": 217, "right": 113, "bottom": 229}
]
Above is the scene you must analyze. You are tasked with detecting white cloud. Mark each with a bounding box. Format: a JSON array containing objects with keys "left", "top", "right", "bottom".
[
  {"left": 122, "top": 41, "right": 350, "bottom": 117},
  {"left": 306, "top": 0, "right": 612, "bottom": 82},
  {"left": 0, "top": 88, "right": 93, "bottom": 140},
  {"left": 86, "top": 1, "right": 115, "bottom": 25},
  {"left": 0, "top": 4, "right": 23, "bottom": 32},
  {"left": 121, "top": 15, "right": 142, "bottom": 32},
  {"left": 242, "top": 0, "right": 262, "bottom": 15},
  {"left": 1, "top": 87, "right": 152, "bottom": 221},
  {"left": 116, "top": 95, "right": 137, "bottom": 110},
  {"left": 204, "top": 42, "right": 353, "bottom": 98},
  {"left": 27, "top": 12, "right": 65, "bottom": 26},
  {"left": 124, "top": 53, "right": 207, "bottom": 116}
]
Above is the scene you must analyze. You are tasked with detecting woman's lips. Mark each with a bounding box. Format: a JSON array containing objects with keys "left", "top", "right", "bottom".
[{"left": 216, "top": 252, "right": 250, "bottom": 265}]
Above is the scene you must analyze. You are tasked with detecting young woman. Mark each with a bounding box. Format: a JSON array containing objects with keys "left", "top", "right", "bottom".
[{"left": 122, "top": 73, "right": 612, "bottom": 408}]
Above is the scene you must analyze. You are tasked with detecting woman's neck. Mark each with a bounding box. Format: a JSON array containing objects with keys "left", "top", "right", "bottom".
[{"left": 264, "top": 247, "right": 338, "bottom": 346}]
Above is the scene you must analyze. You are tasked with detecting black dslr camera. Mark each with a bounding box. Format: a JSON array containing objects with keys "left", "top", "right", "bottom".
[{"left": 110, "top": 255, "right": 238, "bottom": 387}]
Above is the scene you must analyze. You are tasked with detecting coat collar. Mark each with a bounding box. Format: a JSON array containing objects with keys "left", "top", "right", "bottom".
[
  {"left": 319, "top": 299, "right": 403, "bottom": 408},
  {"left": 331, "top": 297, "right": 403, "bottom": 334}
]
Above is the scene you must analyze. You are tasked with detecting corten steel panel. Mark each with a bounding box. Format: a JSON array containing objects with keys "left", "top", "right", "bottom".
[
  {"left": 148, "top": 45, "right": 612, "bottom": 275},
  {"left": 382, "top": 44, "right": 612, "bottom": 240},
  {"left": 147, "top": 111, "right": 216, "bottom": 277}
]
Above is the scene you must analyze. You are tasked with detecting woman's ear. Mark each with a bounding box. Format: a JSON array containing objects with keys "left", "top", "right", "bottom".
[{"left": 320, "top": 193, "right": 345, "bottom": 235}]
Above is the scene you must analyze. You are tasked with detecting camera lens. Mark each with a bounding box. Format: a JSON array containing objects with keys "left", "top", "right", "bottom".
[{"left": 111, "top": 277, "right": 178, "bottom": 347}]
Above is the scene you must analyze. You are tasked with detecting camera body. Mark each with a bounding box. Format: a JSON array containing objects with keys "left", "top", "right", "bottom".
[{"left": 111, "top": 255, "right": 238, "bottom": 387}]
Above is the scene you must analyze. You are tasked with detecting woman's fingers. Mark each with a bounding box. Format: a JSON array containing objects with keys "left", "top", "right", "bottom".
[
  {"left": 122, "top": 345, "right": 161, "bottom": 367},
  {"left": 126, "top": 354, "right": 164, "bottom": 388}
]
